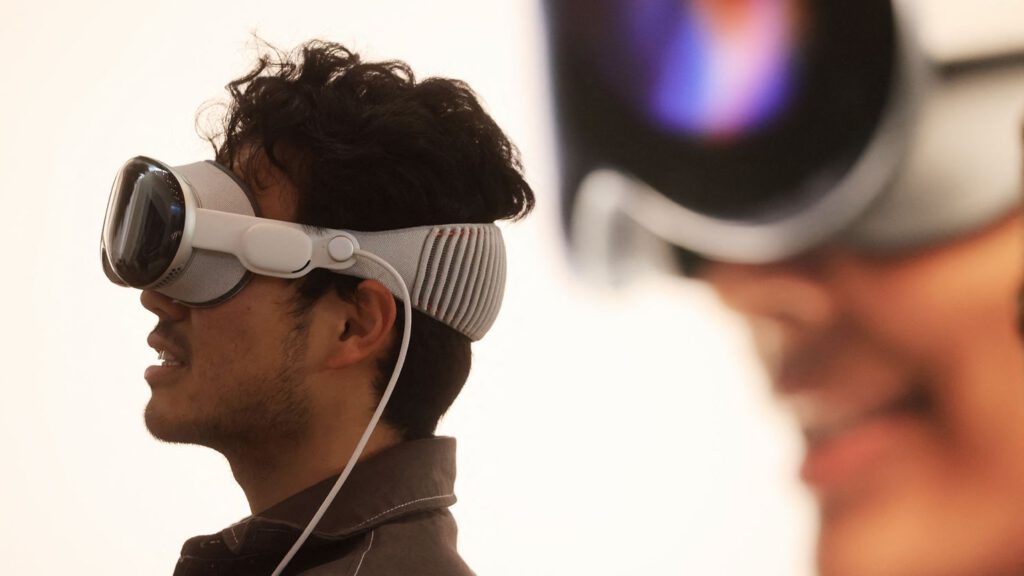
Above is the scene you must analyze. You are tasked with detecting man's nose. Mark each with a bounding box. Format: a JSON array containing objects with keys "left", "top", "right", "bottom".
[
  {"left": 140, "top": 290, "right": 189, "bottom": 322},
  {"left": 701, "top": 258, "right": 837, "bottom": 332}
]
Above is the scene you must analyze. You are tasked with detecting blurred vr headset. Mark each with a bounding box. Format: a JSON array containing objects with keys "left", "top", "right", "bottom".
[
  {"left": 100, "top": 156, "right": 506, "bottom": 341},
  {"left": 545, "top": 0, "right": 1024, "bottom": 281}
]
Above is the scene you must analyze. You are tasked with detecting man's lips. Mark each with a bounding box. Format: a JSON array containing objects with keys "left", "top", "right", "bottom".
[
  {"left": 146, "top": 330, "right": 191, "bottom": 368},
  {"left": 791, "top": 383, "right": 931, "bottom": 447},
  {"left": 791, "top": 383, "right": 934, "bottom": 494},
  {"left": 754, "top": 320, "right": 938, "bottom": 495}
]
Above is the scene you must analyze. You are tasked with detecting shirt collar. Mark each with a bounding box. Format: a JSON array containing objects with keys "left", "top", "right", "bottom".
[{"left": 219, "top": 436, "right": 458, "bottom": 554}]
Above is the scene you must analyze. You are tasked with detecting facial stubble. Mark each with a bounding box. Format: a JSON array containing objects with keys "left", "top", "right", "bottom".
[{"left": 144, "top": 313, "right": 314, "bottom": 458}]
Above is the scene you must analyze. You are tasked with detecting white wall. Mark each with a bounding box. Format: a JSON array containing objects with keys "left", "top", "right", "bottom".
[{"left": 0, "top": 1, "right": 814, "bottom": 574}]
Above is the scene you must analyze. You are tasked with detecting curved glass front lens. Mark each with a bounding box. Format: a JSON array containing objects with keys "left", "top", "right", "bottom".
[
  {"left": 547, "top": 0, "right": 896, "bottom": 220},
  {"left": 103, "top": 157, "right": 186, "bottom": 286}
]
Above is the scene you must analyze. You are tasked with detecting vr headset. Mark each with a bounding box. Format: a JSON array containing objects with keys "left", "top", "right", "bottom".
[
  {"left": 101, "top": 156, "right": 506, "bottom": 341},
  {"left": 545, "top": 0, "right": 1024, "bottom": 280}
]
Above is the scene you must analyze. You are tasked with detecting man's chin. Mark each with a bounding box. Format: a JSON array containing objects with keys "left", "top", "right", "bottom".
[
  {"left": 816, "top": 488, "right": 1024, "bottom": 576},
  {"left": 143, "top": 401, "right": 205, "bottom": 445},
  {"left": 818, "top": 513, "right": 913, "bottom": 576}
]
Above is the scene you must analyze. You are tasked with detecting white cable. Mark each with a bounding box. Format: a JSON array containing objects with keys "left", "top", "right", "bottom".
[{"left": 270, "top": 249, "right": 413, "bottom": 576}]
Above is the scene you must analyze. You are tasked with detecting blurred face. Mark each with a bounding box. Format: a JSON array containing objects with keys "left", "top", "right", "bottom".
[
  {"left": 705, "top": 214, "right": 1024, "bottom": 576},
  {"left": 139, "top": 167, "right": 316, "bottom": 454}
]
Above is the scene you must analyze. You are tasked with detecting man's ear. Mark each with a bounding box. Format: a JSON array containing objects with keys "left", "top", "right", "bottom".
[{"left": 322, "top": 279, "right": 398, "bottom": 370}]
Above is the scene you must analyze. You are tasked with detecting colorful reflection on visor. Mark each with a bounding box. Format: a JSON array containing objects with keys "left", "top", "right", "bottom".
[{"left": 615, "top": 0, "right": 804, "bottom": 140}]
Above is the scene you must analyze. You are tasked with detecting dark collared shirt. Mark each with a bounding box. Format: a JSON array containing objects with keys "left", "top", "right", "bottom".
[{"left": 173, "top": 437, "right": 473, "bottom": 576}]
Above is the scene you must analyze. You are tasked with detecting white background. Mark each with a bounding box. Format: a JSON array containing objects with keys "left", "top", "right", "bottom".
[{"left": 0, "top": 1, "right": 865, "bottom": 574}]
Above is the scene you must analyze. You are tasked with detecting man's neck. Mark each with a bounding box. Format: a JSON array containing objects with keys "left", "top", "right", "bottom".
[{"left": 226, "top": 425, "right": 401, "bottom": 514}]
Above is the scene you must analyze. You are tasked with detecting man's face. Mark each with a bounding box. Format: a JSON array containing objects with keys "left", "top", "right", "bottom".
[
  {"left": 141, "top": 276, "right": 312, "bottom": 451},
  {"left": 705, "top": 214, "right": 1024, "bottom": 576},
  {"left": 140, "top": 167, "right": 315, "bottom": 454}
]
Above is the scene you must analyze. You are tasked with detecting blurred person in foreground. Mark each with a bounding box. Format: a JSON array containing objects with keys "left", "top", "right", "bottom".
[
  {"left": 546, "top": 1, "right": 1024, "bottom": 575},
  {"left": 102, "top": 40, "right": 533, "bottom": 575}
]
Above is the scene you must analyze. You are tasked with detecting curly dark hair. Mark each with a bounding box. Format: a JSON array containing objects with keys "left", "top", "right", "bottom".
[{"left": 202, "top": 40, "right": 534, "bottom": 439}]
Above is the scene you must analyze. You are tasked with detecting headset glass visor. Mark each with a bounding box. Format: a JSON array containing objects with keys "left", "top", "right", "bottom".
[{"left": 102, "top": 157, "right": 188, "bottom": 287}]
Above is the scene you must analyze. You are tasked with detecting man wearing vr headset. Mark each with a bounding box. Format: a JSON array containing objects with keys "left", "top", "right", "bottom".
[
  {"left": 102, "top": 41, "right": 533, "bottom": 575},
  {"left": 547, "top": 1, "right": 1024, "bottom": 575}
]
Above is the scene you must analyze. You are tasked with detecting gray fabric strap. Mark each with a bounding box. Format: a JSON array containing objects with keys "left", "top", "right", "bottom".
[{"left": 345, "top": 224, "right": 506, "bottom": 342}]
